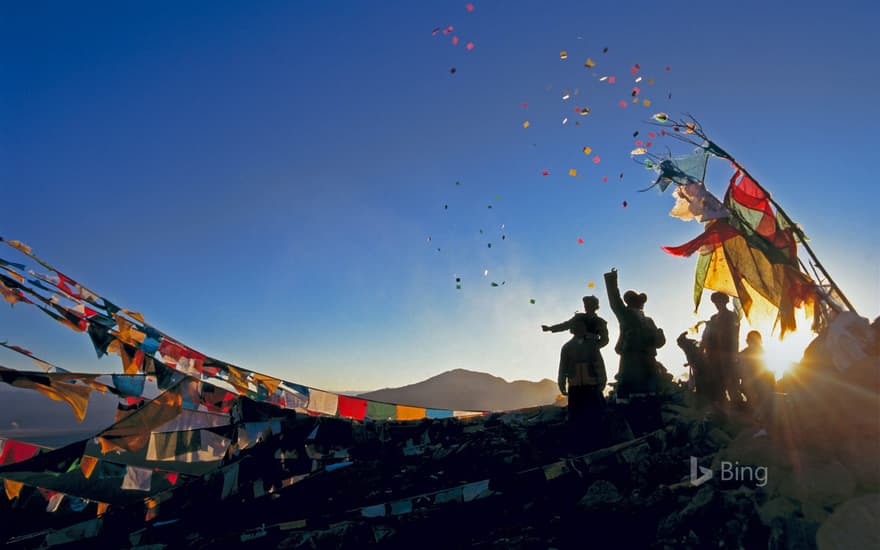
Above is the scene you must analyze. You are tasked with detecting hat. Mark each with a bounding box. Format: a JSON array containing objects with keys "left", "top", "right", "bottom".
[
  {"left": 710, "top": 292, "right": 729, "bottom": 305},
  {"left": 582, "top": 295, "right": 599, "bottom": 311}
]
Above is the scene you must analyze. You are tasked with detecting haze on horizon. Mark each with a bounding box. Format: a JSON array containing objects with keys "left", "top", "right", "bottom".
[{"left": 1, "top": 1, "right": 877, "bottom": 393}]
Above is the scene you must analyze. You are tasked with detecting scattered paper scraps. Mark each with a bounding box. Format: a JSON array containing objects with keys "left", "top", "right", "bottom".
[
  {"left": 562, "top": 91, "right": 570, "bottom": 100},
  {"left": 523, "top": 121, "right": 530, "bottom": 128},
  {"left": 588, "top": 281, "right": 595, "bottom": 288},
  {"left": 452, "top": 36, "right": 459, "bottom": 46},
  {"left": 562, "top": 117, "right": 568, "bottom": 125},
  {"left": 455, "top": 277, "right": 461, "bottom": 289},
  {"left": 542, "top": 169, "right": 549, "bottom": 176},
  {"left": 602, "top": 47, "right": 608, "bottom": 53},
  {"left": 643, "top": 99, "right": 651, "bottom": 107},
  {"left": 465, "top": 3, "right": 475, "bottom": 11},
  {"left": 569, "top": 169, "right": 577, "bottom": 177},
  {"left": 635, "top": 76, "right": 642, "bottom": 83},
  {"left": 583, "top": 146, "right": 592, "bottom": 155},
  {"left": 652, "top": 112, "right": 668, "bottom": 122},
  {"left": 665, "top": 65, "right": 671, "bottom": 71},
  {"left": 466, "top": 42, "right": 474, "bottom": 51},
  {"left": 608, "top": 76, "right": 616, "bottom": 84},
  {"left": 584, "top": 58, "right": 596, "bottom": 68},
  {"left": 559, "top": 50, "right": 568, "bottom": 60},
  {"left": 631, "top": 87, "right": 640, "bottom": 97},
  {"left": 432, "top": 28, "right": 440, "bottom": 36},
  {"left": 632, "top": 131, "right": 639, "bottom": 137},
  {"left": 521, "top": 102, "right": 528, "bottom": 108},
  {"left": 483, "top": 270, "right": 488, "bottom": 277},
  {"left": 444, "top": 26, "right": 454, "bottom": 35},
  {"left": 592, "top": 156, "right": 601, "bottom": 164},
  {"left": 622, "top": 201, "right": 628, "bottom": 208},
  {"left": 529, "top": 299, "right": 536, "bottom": 304},
  {"left": 648, "top": 132, "right": 656, "bottom": 139},
  {"left": 450, "top": 67, "right": 457, "bottom": 74},
  {"left": 577, "top": 238, "right": 584, "bottom": 245},
  {"left": 603, "top": 176, "right": 608, "bottom": 182},
  {"left": 631, "top": 63, "right": 640, "bottom": 74},
  {"left": 599, "top": 76, "right": 608, "bottom": 82},
  {"left": 579, "top": 107, "right": 590, "bottom": 115},
  {"left": 618, "top": 101, "right": 627, "bottom": 108},
  {"left": 645, "top": 141, "right": 652, "bottom": 148}
]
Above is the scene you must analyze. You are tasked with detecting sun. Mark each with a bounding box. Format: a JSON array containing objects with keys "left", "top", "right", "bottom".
[{"left": 760, "top": 328, "right": 814, "bottom": 381}]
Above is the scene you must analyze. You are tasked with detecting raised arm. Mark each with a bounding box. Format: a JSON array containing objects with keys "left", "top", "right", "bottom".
[{"left": 604, "top": 269, "right": 626, "bottom": 320}]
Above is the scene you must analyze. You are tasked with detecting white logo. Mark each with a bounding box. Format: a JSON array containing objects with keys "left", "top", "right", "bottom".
[{"left": 690, "top": 456, "right": 713, "bottom": 486}]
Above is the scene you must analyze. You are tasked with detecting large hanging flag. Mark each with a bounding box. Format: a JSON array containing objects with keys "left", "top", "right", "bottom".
[{"left": 662, "top": 169, "right": 818, "bottom": 336}]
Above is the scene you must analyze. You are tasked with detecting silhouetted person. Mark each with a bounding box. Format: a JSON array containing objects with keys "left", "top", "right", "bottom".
[
  {"left": 702, "top": 292, "right": 742, "bottom": 405},
  {"left": 603, "top": 268, "right": 666, "bottom": 400},
  {"left": 558, "top": 321, "right": 607, "bottom": 448},
  {"left": 542, "top": 295, "right": 610, "bottom": 350},
  {"left": 738, "top": 331, "right": 775, "bottom": 423},
  {"left": 677, "top": 331, "right": 722, "bottom": 407}
]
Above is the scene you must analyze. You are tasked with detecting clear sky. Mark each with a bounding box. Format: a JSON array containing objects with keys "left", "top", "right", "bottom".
[{"left": 1, "top": 1, "right": 878, "bottom": 393}]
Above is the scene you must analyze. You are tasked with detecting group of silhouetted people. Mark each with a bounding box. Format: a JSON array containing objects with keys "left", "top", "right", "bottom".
[{"left": 543, "top": 269, "right": 777, "bottom": 444}]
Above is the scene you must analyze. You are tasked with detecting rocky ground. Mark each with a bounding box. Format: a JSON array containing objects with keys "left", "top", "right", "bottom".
[{"left": 7, "top": 319, "right": 878, "bottom": 549}]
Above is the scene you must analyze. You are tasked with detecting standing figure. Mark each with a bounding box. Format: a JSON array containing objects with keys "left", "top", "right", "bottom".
[
  {"left": 603, "top": 269, "right": 666, "bottom": 399},
  {"left": 738, "top": 331, "right": 775, "bottom": 423},
  {"left": 702, "top": 292, "right": 742, "bottom": 405},
  {"left": 677, "top": 331, "right": 722, "bottom": 407},
  {"left": 557, "top": 321, "right": 607, "bottom": 448}
]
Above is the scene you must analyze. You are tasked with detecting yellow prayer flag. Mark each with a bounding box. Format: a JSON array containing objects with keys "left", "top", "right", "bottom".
[
  {"left": 6, "top": 241, "right": 32, "bottom": 255},
  {"left": 121, "top": 309, "right": 145, "bottom": 324},
  {"left": 252, "top": 374, "right": 281, "bottom": 395},
  {"left": 4, "top": 479, "right": 23, "bottom": 500}
]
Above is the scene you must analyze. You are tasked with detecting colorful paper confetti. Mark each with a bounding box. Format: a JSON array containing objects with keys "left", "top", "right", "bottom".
[
  {"left": 466, "top": 41, "right": 474, "bottom": 51},
  {"left": 577, "top": 238, "right": 584, "bottom": 245},
  {"left": 559, "top": 50, "right": 568, "bottom": 60},
  {"left": 592, "top": 156, "right": 600, "bottom": 164},
  {"left": 465, "top": 3, "right": 475, "bottom": 11},
  {"left": 582, "top": 146, "right": 592, "bottom": 155},
  {"left": 588, "top": 281, "right": 595, "bottom": 288},
  {"left": 584, "top": 58, "right": 596, "bottom": 68},
  {"left": 523, "top": 121, "right": 530, "bottom": 128}
]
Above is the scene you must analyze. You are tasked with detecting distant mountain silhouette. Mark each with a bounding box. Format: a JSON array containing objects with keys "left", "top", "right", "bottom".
[
  {"left": 0, "top": 385, "right": 117, "bottom": 445},
  {"left": 357, "top": 368, "right": 561, "bottom": 411}
]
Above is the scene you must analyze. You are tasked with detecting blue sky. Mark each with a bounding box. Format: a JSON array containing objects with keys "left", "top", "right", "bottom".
[{"left": 1, "top": 0, "right": 877, "bottom": 392}]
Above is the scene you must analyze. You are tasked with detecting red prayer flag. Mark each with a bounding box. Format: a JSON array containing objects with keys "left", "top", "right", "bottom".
[{"left": 337, "top": 395, "right": 368, "bottom": 420}]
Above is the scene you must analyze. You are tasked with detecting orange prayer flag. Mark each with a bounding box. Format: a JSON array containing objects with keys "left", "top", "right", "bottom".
[
  {"left": 96, "top": 502, "right": 109, "bottom": 517},
  {"left": 396, "top": 405, "right": 426, "bottom": 421},
  {"left": 4, "top": 479, "right": 23, "bottom": 500},
  {"left": 80, "top": 455, "right": 98, "bottom": 479}
]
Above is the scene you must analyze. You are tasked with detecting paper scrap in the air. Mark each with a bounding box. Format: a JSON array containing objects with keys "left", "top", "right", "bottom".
[
  {"left": 569, "top": 169, "right": 577, "bottom": 177},
  {"left": 523, "top": 121, "right": 530, "bottom": 128},
  {"left": 466, "top": 42, "right": 474, "bottom": 51},
  {"left": 584, "top": 58, "right": 596, "bottom": 68},
  {"left": 582, "top": 146, "right": 592, "bottom": 155},
  {"left": 559, "top": 50, "right": 568, "bottom": 60},
  {"left": 588, "top": 281, "right": 595, "bottom": 288},
  {"left": 592, "top": 156, "right": 600, "bottom": 164},
  {"left": 577, "top": 238, "right": 584, "bottom": 245},
  {"left": 466, "top": 3, "right": 475, "bottom": 12}
]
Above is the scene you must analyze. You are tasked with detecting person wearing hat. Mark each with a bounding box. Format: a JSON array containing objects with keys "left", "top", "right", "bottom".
[
  {"left": 701, "top": 291, "right": 743, "bottom": 405},
  {"left": 603, "top": 268, "right": 666, "bottom": 400},
  {"left": 543, "top": 296, "right": 609, "bottom": 418}
]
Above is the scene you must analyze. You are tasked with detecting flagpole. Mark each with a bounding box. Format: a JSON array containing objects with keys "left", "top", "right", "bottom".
[{"left": 727, "top": 159, "right": 858, "bottom": 314}]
